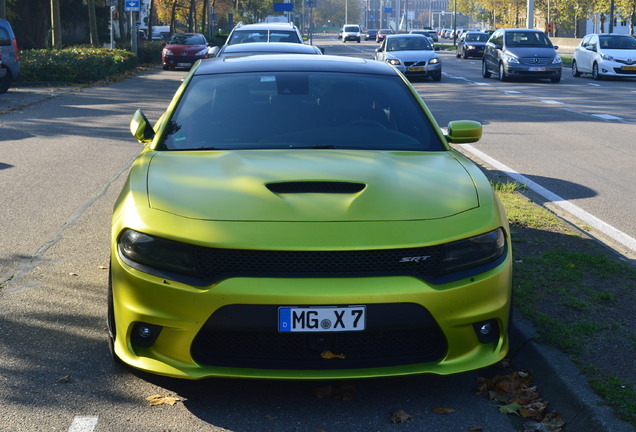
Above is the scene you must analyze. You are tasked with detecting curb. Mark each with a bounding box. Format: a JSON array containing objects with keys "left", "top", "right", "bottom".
[{"left": 510, "top": 310, "right": 635, "bottom": 432}]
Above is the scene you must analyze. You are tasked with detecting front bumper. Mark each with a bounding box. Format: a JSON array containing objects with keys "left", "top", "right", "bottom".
[
  {"left": 110, "top": 246, "right": 512, "bottom": 379},
  {"left": 343, "top": 34, "right": 360, "bottom": 41},
  {"left": 598, "top": 60, "right": 636, "bottom": 77},
  {"left": 504, "top": 63, "right": 562, "bottom": 79},
  {"left": 395, "top": 62, "right": 442, "bottom": 78},
  {"left": 162, "top": 55, "right": 206, "bottom": 69}
]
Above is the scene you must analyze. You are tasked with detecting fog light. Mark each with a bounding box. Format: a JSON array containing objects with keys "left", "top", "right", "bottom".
[
  {"left": 473, "top": 319, "right": 500, "bottom": 344},
  {"left": 131, "top": 322, "right": 162, "bottom": 348}
]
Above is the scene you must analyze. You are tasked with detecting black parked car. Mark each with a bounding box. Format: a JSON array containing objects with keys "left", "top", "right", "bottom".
[
  {"left": 456, "top": 31, "right": 489, "bottom": 59},
  {"left": 482, "top": 28, "right": 562, "bottom": 83}
]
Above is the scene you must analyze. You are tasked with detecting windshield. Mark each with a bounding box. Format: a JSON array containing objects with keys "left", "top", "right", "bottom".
[
  {"left": 387, "top": 37, "right": 432, "bottom": 51},
  {"left": 344, "top": 26, "right": 359, "bottom": 32},
  {"left": 505, "top": 31, "right": 551, "bottom": 47},
  {"left": 160, "top": 72, "right": 443, "bottom": 152},
  {"left": 465, "top": 33, "right": 489, "bottom": 42},
  {"left": 168, "top": 34, "right": 206, "bottom": 45},
  {"left": 599, "top": 36, "right": 636, "bottom": 49},
  {"left": 228, "top": 30, "right": 300, "bottom": 44}
]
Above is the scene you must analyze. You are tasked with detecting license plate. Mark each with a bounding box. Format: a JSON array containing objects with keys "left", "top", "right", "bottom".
[
  {"left": 278, "top": 306, "right": 366, "bottom": 332},
  {"left": 622, "top": 66, "right": 636, "bottom": 71},
  {"left": 177, "top": 62, "right": 192, "bottom": 67},
  {"left": 408, "top": 66, "right": 425, "bottom": 72},
  {"left": 528, "top": 67, "right": 546, "bottom": 71}
]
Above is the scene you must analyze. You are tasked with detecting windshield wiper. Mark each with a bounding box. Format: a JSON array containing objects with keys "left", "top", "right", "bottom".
[{"left": 290, "top": 144, "right": 336, "bottom": 149}]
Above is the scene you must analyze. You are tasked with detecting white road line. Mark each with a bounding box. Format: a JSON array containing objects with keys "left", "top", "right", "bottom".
[
  {"left": 541, "top": 99, "right": 564, "bottom": 105},
  {"left": 588, "top": 83, "right": 602, "bottom": 86},
  {"left": 504, "top": 90, "right": 522, "bottom": 94},
  {"left": 458, "top": 144, "right": 636, "bottom": 255},
  {"left": 68, "top": 416, "right": 99, "bottom": 432},
  {"left": 592, "top": 114, "right": 624, "bottom": 121}
]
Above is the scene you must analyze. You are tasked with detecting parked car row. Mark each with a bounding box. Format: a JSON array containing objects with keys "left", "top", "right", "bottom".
[{"left": 572, "top": 33, "right": 636, "bottom": 80}]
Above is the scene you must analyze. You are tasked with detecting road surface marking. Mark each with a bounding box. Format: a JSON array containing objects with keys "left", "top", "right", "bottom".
[{"left": 68, "top": 416, "right": 98, "bottom": 432}]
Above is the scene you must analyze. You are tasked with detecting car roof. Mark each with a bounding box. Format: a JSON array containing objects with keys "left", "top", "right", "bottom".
[
  {"left": 501, "top": 28, "right": 544, "bottom": 32},
  {"left": 219, "top": 42, "right": 320, "bottom": 54},
  {"left": 194, "top": 54, "right": 396, "bottom": 76},
  {"left": 232, "top": 22, "right": 297, "bottom": 30},
  {"left": 385, "top": 34, "right": 427, "bottom": 39}
]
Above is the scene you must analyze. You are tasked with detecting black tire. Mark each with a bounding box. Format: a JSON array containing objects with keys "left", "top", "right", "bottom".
[
  {"left": 592, "top": 62, "right": 602, "bottom": 80},
  {"left": 551, "top": 75, "right": 561, "bottom": 83},
  {"left": 162, "top": 65, "right": 169, "bottom": 70},
  {"left": 498, "top": 62, "right": 508, "bottom": 81},
  {"left": 572, "top": 60, "right": 581, "bottom": 77},
  {"left": 482, "top": 60, "right": 491, "bottom": 78},
  {"left": 463, "top": 52, "right": 468, "bottom": 59},
  {"left": 456, "top": 51, "right": 461, "bottom": 58},
  {"left": 0, "top": 69, "right": 12, "bottom": 94},
  {"left": 431, "top": 72, "right": 442, "bottom": 82}
]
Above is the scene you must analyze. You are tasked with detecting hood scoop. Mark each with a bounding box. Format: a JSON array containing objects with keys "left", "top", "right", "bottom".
[{"left": 266, "top": 181, "right": 366, "bottom": 194}]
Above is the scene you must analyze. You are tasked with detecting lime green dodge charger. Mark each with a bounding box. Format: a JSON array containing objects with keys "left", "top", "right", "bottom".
[{"left": 109, "top": 54, "right": 512, "bottom": 379}]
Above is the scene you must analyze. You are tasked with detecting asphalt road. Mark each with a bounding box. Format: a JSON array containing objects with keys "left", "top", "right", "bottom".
[{"left": 1, "top": 36, "right": 634, "bottom": 431}]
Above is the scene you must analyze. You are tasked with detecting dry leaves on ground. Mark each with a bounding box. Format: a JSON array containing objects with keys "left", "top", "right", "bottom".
[
  {"left": 476, "top": 370, "right": 565, "bottom": 432},
  {"left": 390, "top": 409, "right": 413, "bottom": 424},
  {"left": 312, "top": 382, "right": 356, "bottom": 400},
  {"left": 146, "top": 394, "right": 182, "bottom": 406}
]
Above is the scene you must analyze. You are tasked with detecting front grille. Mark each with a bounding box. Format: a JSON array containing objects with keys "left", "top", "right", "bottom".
[
  {"left": 167, "top": 55, "right": 202, "bottom": 63},
  {"left": 616, "top": 59, "right": 636, "bottom": 66},
  {"left": 195, "top": 245, "right": 444, "bottom": 282},
  {"left": 404, "top": 61, "right": 426, "bottom": 67},
  {"left": 191, "top": 303, "right": 448, "bottom": 369},
  {"left": 614, "top": 67, "right": 636, "bottom": 75},
  {"left": 520, "top": 57, "right": 550, "bottom": 65}
]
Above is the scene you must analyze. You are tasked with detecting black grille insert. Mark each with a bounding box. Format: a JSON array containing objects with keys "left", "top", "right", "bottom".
[
  {"left": 195, "top": 245, "right": 444, "bottom": 283},
  {"left": 191, "top": 303, "right": 448, "bottom": 369}
]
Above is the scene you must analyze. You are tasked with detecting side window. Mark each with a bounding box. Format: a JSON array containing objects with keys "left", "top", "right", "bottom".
[
  {"left": 0, "top": 28, "right": 10, "bottom": 46},
  {"left": 580, "top": 35, "right": 590, "bottom": 47}
]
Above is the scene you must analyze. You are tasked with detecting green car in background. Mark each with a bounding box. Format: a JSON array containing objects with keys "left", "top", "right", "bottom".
[{"left": 109, "top": 54, "right": 512, "bottom": 380}]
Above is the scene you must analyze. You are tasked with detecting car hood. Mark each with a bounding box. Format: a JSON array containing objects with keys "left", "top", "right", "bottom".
[
  {"left": 165, "top": 44, "right": 206, "bottom": 54},
  {"left": 599, "top": 48, "right": 636, "bottom": 60},
  {"left": 146, "top": 150, "right": 479, "bottom": 222},
  {"left": 387, "top": 50, "right": 438, "bottom": 61},
  {"left": 505, "top": 46, "right": 557, "bottom": 59}
]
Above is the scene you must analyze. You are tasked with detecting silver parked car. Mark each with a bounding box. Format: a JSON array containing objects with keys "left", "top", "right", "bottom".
[
  {"left": 572, "top": 33, "right": 636, "bottom": 80},
  {"left": 375, "top": 34, "right": 441, "bottom": 81},
  {"left": 482, "top": 28, "right": 561, "bottom": 83},
  {"left": 0, "top": 18, "right": 20, "bottom": 94}
]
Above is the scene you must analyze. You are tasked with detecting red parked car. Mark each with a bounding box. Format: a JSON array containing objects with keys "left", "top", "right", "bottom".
[{"left": 162, "top": 33, "right": 214, "bottom": 70}]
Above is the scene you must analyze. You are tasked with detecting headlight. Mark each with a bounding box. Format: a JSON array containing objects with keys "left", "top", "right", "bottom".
[
  {"left": 387, "top": 58, "right": 401, "bottom": 65},
  {"left": 438, "top": 228, "right": 506, "bottom": 274},
  {"left": 552, "top": 55, "right": 562, "bottom": 64},
  {"left": 602, "top": 54, "right": 614, "bottom": 61},
  {"left": 163, "top": 48, "right": 173, "bottom": 56},
  {"left": 118, "top": 229, "right": 200, "bottom": 277},
  {"left": 468, "top": 45, "right": 476, "bottom": 50},
  {"left": 503, "top": 53, "right": 519, "bottom": 64},
  {"left": 195, "top": 48, "right": 208, "bottom": 56},
  {"left": 429, "top": 57, "right": 440, "bottom": 64}
]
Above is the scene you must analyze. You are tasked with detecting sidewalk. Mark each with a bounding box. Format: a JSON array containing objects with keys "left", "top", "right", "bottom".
[{"left": 0, "top": 83, "right": 79, "bottom": 114}]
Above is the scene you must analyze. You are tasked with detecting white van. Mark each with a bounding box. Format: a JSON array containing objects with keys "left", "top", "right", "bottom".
[{"left": 342, "top": 24, "right": 361, "bottom": 43}]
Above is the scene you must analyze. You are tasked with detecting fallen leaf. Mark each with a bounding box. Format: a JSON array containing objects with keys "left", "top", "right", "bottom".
[
  {"left": 320, "top": 350, "right": 345, "bottom": 360},
  {"left": 499, "top": 402, "right": 521, "bottom": 415},
  {"left": 146, "top": 394, "right": 181, "bottom": 406},
  {"left": 69, "top": 272, "right": 78, "bottom": 276},
  {"left": 57, "top": 375, "right": 71, "bottom": 383},
  {"left": 468, "top": 427, "right": 483, "bottom": 431},
  {"left": 431, "top": 407, "right": 455, "bottom": 415},
  {"left": 390, "top": 410, "right": 413, "bottom": 424},
  {"left": 97, "top": 265, "right": 108, "bottom": 270},
  {"left": 312, "top": 385, "right": 333, "bottom": 399}
]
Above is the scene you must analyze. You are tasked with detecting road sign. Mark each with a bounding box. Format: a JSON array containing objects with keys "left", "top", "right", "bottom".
[
  {"left": 124, "top": 0, "right": 140, "bottom": 11},
  {"left": 274, "top": 3, "right": 294, "bottom": 11}
]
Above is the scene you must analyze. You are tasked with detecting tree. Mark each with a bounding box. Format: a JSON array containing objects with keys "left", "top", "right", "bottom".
[
  {"left": 51, "top": 0, "right": 62, "bottom": 48},
  {"left": 88, "top": 0, "right": 99, "bottom": 45}
]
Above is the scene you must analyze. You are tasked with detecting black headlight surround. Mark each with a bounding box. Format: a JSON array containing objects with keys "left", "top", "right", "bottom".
[
  {"left": 117, "top": 229, "right": 203, "bottom": 279},
  {"left": 436, "top": 228, "right": 507, "bottom": 280}
]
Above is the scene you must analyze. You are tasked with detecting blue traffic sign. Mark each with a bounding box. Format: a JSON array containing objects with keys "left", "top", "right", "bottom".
[{"left": 124, "top": 0, "right": 140, "bottom": 11}]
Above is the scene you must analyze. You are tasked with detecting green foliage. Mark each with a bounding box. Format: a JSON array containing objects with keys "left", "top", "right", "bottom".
[
  {"left": 138, "top": 41, "right": 164, "bottom": 64},
  {"left": 20, "top": 47, "right": 139, "bottom": 84}
]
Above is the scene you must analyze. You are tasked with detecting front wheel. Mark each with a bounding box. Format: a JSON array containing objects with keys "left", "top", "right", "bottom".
[
  {"left": 0, "top": 70, "right": 12, "bottom": 94},
  {"left": 572, "top": 60, "right": 581, "bottom": 77},
  {"left": 499, "top": 62, "right": 508, "bottom": 81},
  {"left": 551, "top": 75, "right": 561, "bottom": 83},
  {"left": 482, "top": 60, "right": 491, "bottom": 78},
  {"left": 592, "top": 62, "right": 602, "bottom": 80},
  {"left": 431, "top": 72, "right": 442, "bottom": 82}
]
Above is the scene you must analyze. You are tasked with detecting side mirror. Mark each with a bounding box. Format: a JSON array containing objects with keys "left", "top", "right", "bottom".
[
  {"left": 586, "top": 45, "right": 595, "bottom": 52},
  {"left": 376, "top": 47, "right": 382, "bottom": 52},
  {"left": 130, "top": 109, "right": 155, "bottom": 143},
  {"left": 445, "top": 120, "right": 482, "bottom": 144},
  {"left": 318, "top": 46, "right": 325, "bottom": 54},
  {"left": 494, "top": 44, "right": 502, "bottom": 50},
  {"left": 553, "top": 45, "right": 559, "bottom": 50},
  {"left": 434, "top": 46, "right": 440, "bottom": 51},
  {"left": 208, "top": 45, "right": 220, "bottom": 57}
]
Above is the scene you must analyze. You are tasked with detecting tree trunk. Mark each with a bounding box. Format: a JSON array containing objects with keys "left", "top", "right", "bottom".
[
  {"left": 51, "top": 0, "right": 62, "bottom": 48},
  {"left": 88, "top": 0, "right": 99, "bottom": 46},
  {"left": 170, "top": 1, "right": 177, "bottom": 34},
  {"left": 118, "top": 0, "right": 126, "bottom": 43},
  {"left": 148, "top": 0, "right": 154, "bottom": 38}
]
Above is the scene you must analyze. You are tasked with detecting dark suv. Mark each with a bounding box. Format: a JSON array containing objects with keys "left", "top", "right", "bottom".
[
  {"left": 482, "top": 28, "right": 561, "bottom": 83},
  {"left": 0, "top": 18, "right": 19, "bottom": 94}
]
